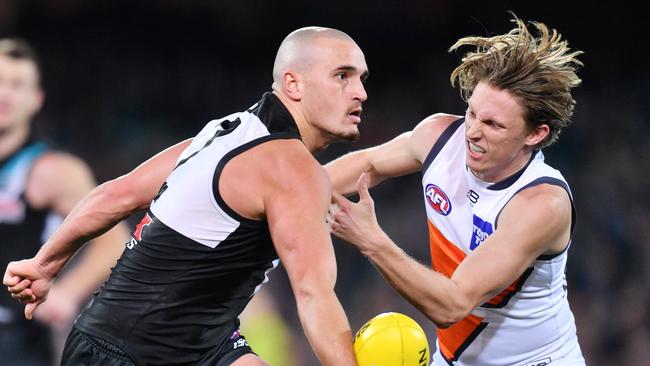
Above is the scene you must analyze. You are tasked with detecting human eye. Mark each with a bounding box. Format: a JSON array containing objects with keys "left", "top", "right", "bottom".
[{"left": 336, "top": 71, "right": 348, "bottom": 81}]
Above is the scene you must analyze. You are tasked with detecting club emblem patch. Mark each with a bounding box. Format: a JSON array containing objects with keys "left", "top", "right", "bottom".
[{"left": 425, "top": 184, "right": 452, "bottom": 216}]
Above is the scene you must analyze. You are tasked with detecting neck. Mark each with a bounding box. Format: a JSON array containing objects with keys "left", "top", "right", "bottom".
[
  {"left": 0, "top": 123, "right": 30, "bottom": 161},
  {"left": 272, "top": 90, "right": 327, "bottom": 154}
]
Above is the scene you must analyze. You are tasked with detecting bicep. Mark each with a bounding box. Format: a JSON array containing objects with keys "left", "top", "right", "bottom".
[
  {"left": 368, "top": 113, "right": 462, "bottom": 178},
  {"left": 113, "top": 138, "right": 192, "bottom": 210},
  {"left": 451, "top": 186, "right": 572, "bottom": 307},
  {"left": 365, "top": 132, "right": 423, "bottom": 180},
  {"left": 265, "top": 166, "right": 337, "bottom": 291}
]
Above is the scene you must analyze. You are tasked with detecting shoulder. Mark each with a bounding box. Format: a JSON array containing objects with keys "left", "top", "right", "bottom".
[
  {"left": 498, "top": 183, "right": 572, "bottom": 245},
  {"left": 228, "top": 138, "right": 329, "bottom": 197},
  {"left": 263, "top": 139, "right": 329, "bottom": 192},
  {"left": 504, "top": 183, "right": 571, "bottom": 220},
  {"left": 30, "top": 151, "right": 94, "bottom": 188},
  {"left": 409, "top": 113, "right": 464, "bottom": 163},
  {"left": 26, "top": 151, "right": 95, "bottom": 211},
  {"left": 512, "top": 183, "right": 571, "bottom": 217},
  {"left": 483, "top": 182, "right": 574, "bottom": 258},
  {"left": 413, "top": 113, "right": 463, "bottom": 136},
  {"left": 31, "top": 151, "right": 91, "bottom": 176},
  {"left": 247, "top": 140, "right": 331, "bottom": 218}
]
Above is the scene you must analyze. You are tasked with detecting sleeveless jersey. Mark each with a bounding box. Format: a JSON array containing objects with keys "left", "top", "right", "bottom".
[
  {"left": 0, "top": 140, "right": 62, "bottom": 325},
  {"left": 422, "top": 119, "right": 584, "bottom": 366},
  {"left": 75, "top": 92, "right": 301, "bottom": 366}
]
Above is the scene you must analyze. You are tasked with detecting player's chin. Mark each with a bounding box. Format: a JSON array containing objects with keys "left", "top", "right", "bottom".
[{"left": 339, "top": 129, "right": 360, "bottom": 142}]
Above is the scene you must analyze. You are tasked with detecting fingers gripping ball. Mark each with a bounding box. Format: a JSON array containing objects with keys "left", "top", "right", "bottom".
[{"left": 354, "top": 312, "right": 430, "bottom": 366}]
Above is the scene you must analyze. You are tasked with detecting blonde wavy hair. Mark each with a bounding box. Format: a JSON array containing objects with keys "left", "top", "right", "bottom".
[{"left": 449, "top": 15, "right": 583, "bottom": 148}]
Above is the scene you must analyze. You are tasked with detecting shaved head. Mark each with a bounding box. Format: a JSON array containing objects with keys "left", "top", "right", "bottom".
[
  {"left": 269, "top": 26, "right": 368, "bottom": 152},
  {"left": 272, "top": 27, "right": 356, "bottom": 88}
]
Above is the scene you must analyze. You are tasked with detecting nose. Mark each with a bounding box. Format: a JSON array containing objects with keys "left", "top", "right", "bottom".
[
  {"left": 353, "top": 79, "right": 368, "bottom": 103},
  {"left": 465, "top": 116, "right": 481, "bottom": 140}
]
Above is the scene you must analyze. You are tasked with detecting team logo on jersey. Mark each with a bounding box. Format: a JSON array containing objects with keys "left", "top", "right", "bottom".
[
  {"left": 425, "top": 184, "right": 452, "bottom": 216},
  {"left": 133, "top": 213, "right": 153, "bottom": 241},
  {"left": 127, "top": 213, "right": 153, "bottom": 249},
  {"left": 471, "top": 214, "right": 493, "bottom": 250}
]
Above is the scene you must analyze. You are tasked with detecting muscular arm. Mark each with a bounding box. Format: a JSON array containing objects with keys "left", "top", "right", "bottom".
[
  {"left": 325, "top": 113, "right": 459, "bottom": 195},
  {"left": 25, "top": 151, "right": 131, "bottom": 325},
  {"left": 35, "top": 139, "right": 192, "bottom": 278},
  {"left": 332, "top": 176, "right": 572, "bottom": 328},
  {"left": 258, "top": 141, "right": 356, "bottom": 365}
]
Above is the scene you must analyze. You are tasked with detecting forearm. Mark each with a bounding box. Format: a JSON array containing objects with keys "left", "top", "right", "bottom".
[
  {"left": 51, "top": 222, "right": 130, "bottom": 304},
  {"left": 326, "top": 150, "right": 378, "bottom": 195},
  {"left": 296, "top": 289, "right": 356, "bottom": 366},
  {"left": 365, "top": 235, "right": 471, "bottom": 328},
  {"left": 326, "top": 133, "right": 421, "bottom": 196},
  {"left": 35, "top": 181, "right": 139, "bottom": 279}
]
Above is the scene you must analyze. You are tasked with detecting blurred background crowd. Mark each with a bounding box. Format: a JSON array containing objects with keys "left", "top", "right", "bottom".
[{"left": 1, "top": 1, "right": 648, "bottom": 365}]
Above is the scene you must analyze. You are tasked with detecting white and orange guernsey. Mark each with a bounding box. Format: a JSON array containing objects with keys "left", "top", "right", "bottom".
[{"left": 422, "top": 118, "right": 585, "bottom": 366}]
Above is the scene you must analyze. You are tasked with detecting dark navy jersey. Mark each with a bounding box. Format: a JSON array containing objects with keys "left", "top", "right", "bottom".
[
  {"left": 76, "top": 93, "right": 302, "bottom": 365},
  {"left": 0, "top": 139, "right": 59, "bottom": 364},
  {"left": 0, "top": 139, "right": 61, "bottom": 325}
]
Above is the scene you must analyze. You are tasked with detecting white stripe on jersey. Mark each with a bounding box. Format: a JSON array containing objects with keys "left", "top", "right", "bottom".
[{"left": 151, "top": 111, "right": 271, "bottom": 248}]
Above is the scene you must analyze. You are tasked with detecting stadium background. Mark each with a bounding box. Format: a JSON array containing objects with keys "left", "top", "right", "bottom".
[{"left": 1, "top": 1, "right": 648, "bottom": 365}]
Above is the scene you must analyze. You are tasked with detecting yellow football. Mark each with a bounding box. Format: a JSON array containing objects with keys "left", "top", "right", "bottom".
[{"left": 354, "top": 312, "right": 430, "bottom": 366}]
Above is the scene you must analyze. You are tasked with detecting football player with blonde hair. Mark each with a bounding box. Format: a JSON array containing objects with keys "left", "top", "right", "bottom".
[{"left": 327, "top": 15, "right": 585, "bottom": 365}]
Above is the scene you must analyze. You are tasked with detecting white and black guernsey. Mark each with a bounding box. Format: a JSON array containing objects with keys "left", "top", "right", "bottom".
[{"left": 75, "top": 93, "right": 302, "bottom": 365}]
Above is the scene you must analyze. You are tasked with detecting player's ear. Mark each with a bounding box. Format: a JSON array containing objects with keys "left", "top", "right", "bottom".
[
  {"left": 525, "top": 123, "right": 550, "bottom": 148},
  {"left": 282, "top": 71, "right": 303, "bottom": 101},
  {"left": 29, "top": 88, "right": 45, "bottom": 116}
]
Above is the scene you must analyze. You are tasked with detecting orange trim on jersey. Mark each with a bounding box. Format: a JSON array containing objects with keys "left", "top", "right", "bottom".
[
  {"left": 482, "top": 266, "right": 534, "bottom": 308},
  {"left": 438, "top": 314, "right": 487, "bottom": 361},
  {"left": 428, "top": 220, "right": 529, "bottom": 308},
  {"left": 427, "top": 220, "right": 466, "bottom": 277},
  {"left": 427, "top": 221, "right": 487, "bottom": 361},
  {"left": 485, "top": 281, "right": 519, "bottom": 306}
]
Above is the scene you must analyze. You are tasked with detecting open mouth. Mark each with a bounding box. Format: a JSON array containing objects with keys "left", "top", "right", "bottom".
[
  {"left": 467, "top": 140, "right": 486, "bottom": 156},
  {"left": 348, "top": 108, "right": 362, "bottom": 123}
]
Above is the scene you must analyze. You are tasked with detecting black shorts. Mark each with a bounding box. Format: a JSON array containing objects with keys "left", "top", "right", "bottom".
[
  {"left": 210, "top": 322, "right": 257, "bottom": 366},
  {"left": 61, "top": 327, "right": 134, "bottom": 366},
  {"left": 61, "top": 321, "right": 255, "bottom": 366}
]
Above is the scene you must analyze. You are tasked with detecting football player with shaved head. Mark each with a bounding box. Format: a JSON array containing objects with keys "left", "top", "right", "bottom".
[{"left": 5, "top": 26, "right": 367, "bottom": 365}]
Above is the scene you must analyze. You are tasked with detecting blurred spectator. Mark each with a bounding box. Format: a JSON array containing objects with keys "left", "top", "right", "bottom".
[{"left": 0, "top": 38, "right": 130, "bottom": 365}]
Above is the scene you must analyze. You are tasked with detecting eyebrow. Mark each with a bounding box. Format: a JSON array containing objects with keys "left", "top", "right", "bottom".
[{"left": 467, "top": 102, "right": 504, "bottom": 126}]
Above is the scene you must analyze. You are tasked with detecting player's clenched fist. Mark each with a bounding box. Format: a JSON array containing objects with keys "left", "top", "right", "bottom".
[{"left": 4, "top": 259, "right": 53, "bottom": 320}]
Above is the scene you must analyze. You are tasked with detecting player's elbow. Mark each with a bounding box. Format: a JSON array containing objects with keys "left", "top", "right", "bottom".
[
  {"left": 292, "top": 273, "right": 336, "bottom": 306},
  {"left": 428, "top": 310, "right": 467, "bottom": 329},
  {"left": 431, "top": 312, "right": 466, "bottom": 329},
  {"left": 425, "top": 293, "right": 474, "bottom": 329},
  {"left": 97, "top": 179, "right": 145, "bottom": 215}
]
